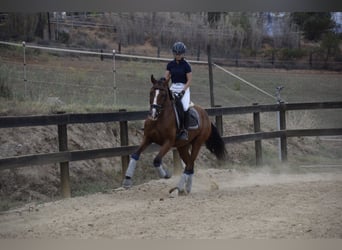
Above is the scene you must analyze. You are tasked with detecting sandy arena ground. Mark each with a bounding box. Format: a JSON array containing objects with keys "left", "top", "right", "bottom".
[{"left": 0, "top": 167, "right": 342, "bottom": 239}]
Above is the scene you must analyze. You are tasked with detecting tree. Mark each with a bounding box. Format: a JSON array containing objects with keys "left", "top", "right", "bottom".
[
  {"left": 34, "top": 13, "right": 47, "bottom": 39},
  {"left": 1, "top": 13, "right": 46, "bottom": 41},
  {"left": 207, "top": 12, "right": 221, "bottom": 27},
  {"left": 320, "top": 32, "right": 341, "bottom": 62},
  {"left": 291, "top": 12, "right": 336, "bottom": 41}
]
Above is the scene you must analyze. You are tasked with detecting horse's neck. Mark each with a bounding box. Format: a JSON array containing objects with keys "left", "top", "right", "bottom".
[{"left": 161, "top": 101, "right": 175, "bottom": 120}]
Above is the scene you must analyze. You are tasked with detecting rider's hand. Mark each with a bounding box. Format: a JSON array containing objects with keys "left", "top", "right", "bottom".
[{"left": 177, "top": 90, "right": 185, "bottom": 99}]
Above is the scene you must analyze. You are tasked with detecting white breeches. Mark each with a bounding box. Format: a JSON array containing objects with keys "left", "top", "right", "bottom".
[{"left": 170, "top": 82, "right": 190, "bottom": 111}]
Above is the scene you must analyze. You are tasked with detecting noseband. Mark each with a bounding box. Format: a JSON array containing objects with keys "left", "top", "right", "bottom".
[
  {"left": 149, "top": 86, "right": 169, "bottom": 120},
  {"left": 150, "top": 103, "right": 163, "bottom": 117}
]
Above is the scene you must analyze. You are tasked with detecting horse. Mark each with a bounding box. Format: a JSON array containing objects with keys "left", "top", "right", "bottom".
[{"left": 122, "top": 75, "right": 227, "bottom": 194}]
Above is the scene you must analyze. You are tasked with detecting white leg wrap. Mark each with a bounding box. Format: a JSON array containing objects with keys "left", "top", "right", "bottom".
[
  {"left": 125, "top": 158, "right": 137, "bottom": 178},
  {"left": 177, "top": 173, "right": 188, "bottom": 191},
  {"left": 156, "top": 165, "right": 166, "bottom": 178},
  {"left": 185, "top": 174, "right": 193, "bottom": 193}
]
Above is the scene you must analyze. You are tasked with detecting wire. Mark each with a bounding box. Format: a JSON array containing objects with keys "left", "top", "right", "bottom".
[{"left": 213, "top": 63, "right": 278, "bottom": 101}]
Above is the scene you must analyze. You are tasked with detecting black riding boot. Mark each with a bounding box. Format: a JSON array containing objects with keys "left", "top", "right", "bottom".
[{"left": 179, "top": 110, "right": 189, "bottom": 140}]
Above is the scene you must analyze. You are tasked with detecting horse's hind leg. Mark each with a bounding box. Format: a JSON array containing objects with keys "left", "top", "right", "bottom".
[
  {"left": 176, "top": 140, "right": 203, "bottom": 194},
  {"left": 175, "top": 145, "right": 193, "bottom": 194}
]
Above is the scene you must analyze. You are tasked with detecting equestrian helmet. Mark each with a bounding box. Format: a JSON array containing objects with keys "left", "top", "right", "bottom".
[{"left": 172, "top": 42, "right": 186, "bottom": 54}]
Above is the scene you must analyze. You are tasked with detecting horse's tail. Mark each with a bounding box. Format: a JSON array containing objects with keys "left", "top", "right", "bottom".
[{"left": 205, "top": 123, "right": 227, "bottom": 161}]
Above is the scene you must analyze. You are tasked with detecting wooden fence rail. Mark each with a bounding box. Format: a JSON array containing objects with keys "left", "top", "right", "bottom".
[{"left": 1, "top": 101, "right": 342, "bottom": 197}]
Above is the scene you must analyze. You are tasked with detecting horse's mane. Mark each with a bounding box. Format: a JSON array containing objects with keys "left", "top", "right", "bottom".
[
  {"left": 153, "top": 77, "right": 174, "bottom": 101},
  {"left": 167, "top": 85, "right": 174, "bottom": 101}
]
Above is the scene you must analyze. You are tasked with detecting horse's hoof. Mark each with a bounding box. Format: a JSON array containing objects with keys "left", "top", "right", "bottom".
[
  {"left": 169, "top": 187, "right": 178, "bottom": 194},
  {"left": 122, "top": 178, "right": 132, "bottom": 189},
  {"left": 169, "top": 187, "right": 187, "bottom": 196},
  {"left": 178, "top": 190, "right": 187, "bottom": 196},
  {"left": 164, "top": 169, "right": 172, "bottom": 179}
]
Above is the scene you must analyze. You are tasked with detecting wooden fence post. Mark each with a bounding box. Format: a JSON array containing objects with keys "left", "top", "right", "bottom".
[
  {"left": 172, "top": 149, "right": 183, "bottom": 175},
  {"left": 207, "top": 44, "right": 215, "bottom": 107},
  {"left": 279, "top": 102, "right": 288, "bottom": 162},
  {"left": 214, "top": 105, "right": 223, "bottom": 136},
  {"left": 57, "top": 113, "right": 71, "bottom": 198},
  {"left": 119, "top": 109, "right": 129, "bottom": 178},
  {"left": 253, "top": 103, "right": 262, "bottom": 166}
]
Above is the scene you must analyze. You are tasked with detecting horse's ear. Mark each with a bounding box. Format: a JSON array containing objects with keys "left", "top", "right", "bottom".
[
  {"left": 161, "top": 77, "right": 168, "bottom": 87},
  {"left": 151, "top": 74, "right": 156, "bottom": 84}
]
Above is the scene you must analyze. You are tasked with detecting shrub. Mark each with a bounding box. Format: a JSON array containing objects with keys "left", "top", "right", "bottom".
[
  {"left": 58, "top": 30, "right": 70, "bottom": 44},
  {"left": 278, "top": 48, "right": 307, "bottom": 60},
  {"left": 0, "top": 63, "right": 13, "bottom": 99}
]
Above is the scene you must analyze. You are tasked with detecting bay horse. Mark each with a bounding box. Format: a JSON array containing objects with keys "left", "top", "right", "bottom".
[{"left": 122, "top": 75, "right": 226, "bottom": 194}]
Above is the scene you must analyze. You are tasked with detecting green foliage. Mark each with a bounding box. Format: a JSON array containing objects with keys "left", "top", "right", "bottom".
[
  {"left": 291, "top": 12, "right": 336, "bottom": 41},
  {"left": 278, "top": 48, "right": 307, "bottom": 60},
  {"left": 2, "top": 13, "right": 47, "bottom": 42},
  {"left": 320, "top": 32, "right": 341, "bottom": 59},
  {"left": 58, "top": 30, "right": 70, "bottom": 44},
  {"left": 241, "top": 48, "right": 258, "bottom": 57},
  {"left": 207, "top": 12, "right": 222, "bottom": 26},
  {"left": 0, "top": 63, "right": 13, "bottom": 99}
]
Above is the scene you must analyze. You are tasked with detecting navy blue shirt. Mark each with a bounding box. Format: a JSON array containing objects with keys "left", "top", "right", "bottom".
[{"left": 166, "top": 59, "right": 192, "bottom": 84}]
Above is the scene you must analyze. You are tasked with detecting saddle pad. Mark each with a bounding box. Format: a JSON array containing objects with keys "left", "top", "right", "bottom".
[
  {"left": 188, "top": 107, "right": 200, "bottom": 129},
  {"left": 173, "top": 102, "right": 200, "bottom": 130}
]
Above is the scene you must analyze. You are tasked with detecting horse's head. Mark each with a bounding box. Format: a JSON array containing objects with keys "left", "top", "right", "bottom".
[{"left": 149, "top": 75, "right": 171, "bottom": 120}]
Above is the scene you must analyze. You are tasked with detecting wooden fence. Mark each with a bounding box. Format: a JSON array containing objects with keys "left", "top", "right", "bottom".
[{"left": 1, "top": 101, "right": 342, "bottom": 197}]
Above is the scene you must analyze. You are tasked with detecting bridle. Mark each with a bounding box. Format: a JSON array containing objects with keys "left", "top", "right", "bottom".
[{"left": 149, "top": 85, "right": 169, "bottom": 120}]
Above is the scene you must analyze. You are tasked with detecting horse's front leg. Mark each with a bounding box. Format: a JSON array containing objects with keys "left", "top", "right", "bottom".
[
  {"left": 122, "top": 138, "right": 151, "bottom": 188},
  {"left": 153, "top": 141, "right": 173, "bottom": 179}
]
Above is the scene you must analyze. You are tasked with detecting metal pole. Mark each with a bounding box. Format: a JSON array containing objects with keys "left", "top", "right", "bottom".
[
  {"left": 113, "top": 49, "right": 117, "bottom": 106},
  {"left": 22, "top": 41, "right": 27, "bottom": 99}
]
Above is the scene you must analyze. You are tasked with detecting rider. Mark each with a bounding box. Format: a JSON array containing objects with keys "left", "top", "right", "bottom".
[{"left": 164, "top": 41, "right": 192, "bottom": 140}]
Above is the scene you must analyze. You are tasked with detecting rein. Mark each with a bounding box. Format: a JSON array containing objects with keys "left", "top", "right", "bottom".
[
  {"left": 149, "top": 85, "right": 171, "bottom": 120},
  {"left": 150, "top": 103, "right": 163, "bottom": 112},
  {"left": 151, "top": 103, "right": 163, "bottom": 108}
]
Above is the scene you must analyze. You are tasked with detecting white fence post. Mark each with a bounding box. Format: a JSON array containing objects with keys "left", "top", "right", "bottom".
[
  {"left": 22, "top": 41, "right": 27, "bottom": 99},
  {"left": 113, "top": 49, "right": 117, "bottom": 106}
]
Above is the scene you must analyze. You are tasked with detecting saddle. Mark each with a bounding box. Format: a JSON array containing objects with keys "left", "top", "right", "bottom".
[{"left": 173, "top": 99, "right": 200, "bottom": 131}]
